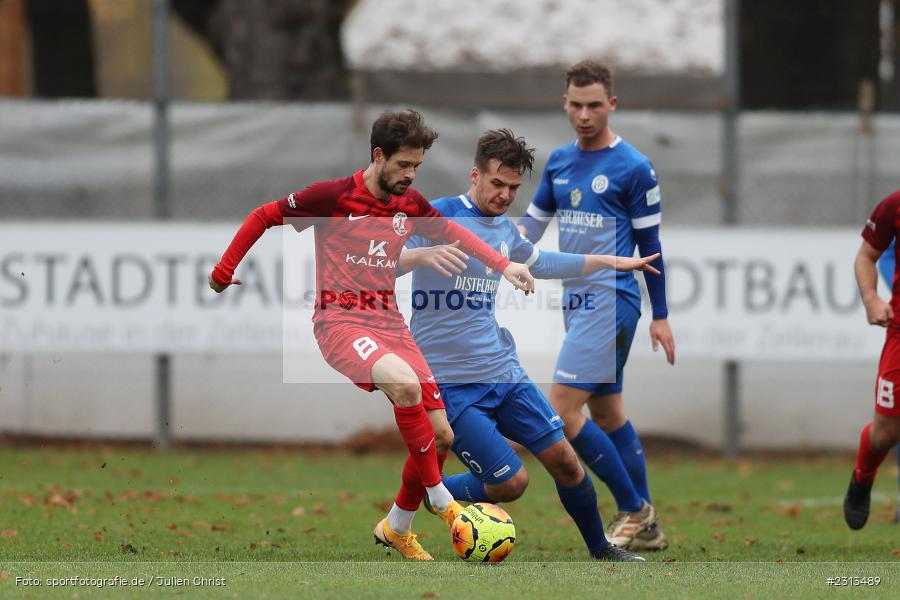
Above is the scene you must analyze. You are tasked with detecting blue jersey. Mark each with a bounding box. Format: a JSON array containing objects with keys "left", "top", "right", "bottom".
[
  {"left": 407, "top": 195, "right": 538, "bottom": 383},
  {"left": 525, "top": 137, "right": 661, "bottom": 314},
  {"left": 407, "top": 194, "right": 583, "bottom": 383}
]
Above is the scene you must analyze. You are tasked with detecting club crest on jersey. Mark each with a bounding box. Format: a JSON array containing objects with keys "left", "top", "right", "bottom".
[
  {"left": 591, "top": 174, "right": 609, "bottom": 194},
  {"left": 392, "top": 212, "right": 408, "bottom": 236},
  {"left": 485, "top": 240, "right": 510, "bottom": 275},
  {"left": 570, "top": 187, "right": 583, "bottom": 208}
]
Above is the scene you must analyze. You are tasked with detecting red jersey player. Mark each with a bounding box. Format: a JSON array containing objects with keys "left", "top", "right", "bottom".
[
  {"left": 845, "top": 189, "right": 900, "bottom": 529},
  {"left": 208, "top": 110, "right": 535, "bottom": 559}
]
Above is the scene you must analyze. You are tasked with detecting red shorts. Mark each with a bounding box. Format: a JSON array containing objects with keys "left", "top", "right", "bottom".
[
  {"left": 314, "top": 321, "right": 444, "bottom": 410},
  {"left": 875, "top": 334, "right": 900, "bottom": 417}
]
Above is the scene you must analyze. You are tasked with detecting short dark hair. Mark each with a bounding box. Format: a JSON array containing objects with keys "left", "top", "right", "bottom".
[
  {"left": 474, "top": 129, "right": 535, "bottom": 175},
  {"left": 370, "top": 109, "right": 439, "bottom": 160},
  {"left": 565, "top": 60, "right": 613, "bottom": 95}
]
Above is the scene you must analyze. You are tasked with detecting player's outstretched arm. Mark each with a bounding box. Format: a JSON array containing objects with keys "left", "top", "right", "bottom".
[
  {"left": 398, "top": 242, "right": 469, "bottom": 277},
  {"left": 856, "top": 240, "right": 893, "bottom": 327},
  {"left": 582, "top": 253, "right": 661, "bottom": 275},
  {"left": 526, "top": 250, "right": 660, "bottom": 280},
  {"left": 209, "top": 202, "right": 283, "bottom": 293}
]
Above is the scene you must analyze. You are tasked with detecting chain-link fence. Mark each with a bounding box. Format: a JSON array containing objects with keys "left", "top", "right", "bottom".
[{"left": 3, "top": 99, "right": 898, "bottom": 225}]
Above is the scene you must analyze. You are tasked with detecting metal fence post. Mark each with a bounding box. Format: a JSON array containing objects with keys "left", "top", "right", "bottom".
[
  {"left": 722, "top": 0, "right": 741, "bottom": 460},
  {"left": 152, "top": 0, "right": 172, "bottom": 450}
]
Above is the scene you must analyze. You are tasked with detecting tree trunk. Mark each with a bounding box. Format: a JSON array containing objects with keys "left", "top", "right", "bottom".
[
  {"left": 175, "top": 0, "right": 350, "bottom": 101},
  {"left": 27, "top": 0, "right": 96, "bottom": 98}
]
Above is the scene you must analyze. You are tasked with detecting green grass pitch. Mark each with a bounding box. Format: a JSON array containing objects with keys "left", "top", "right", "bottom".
[{"left": 1, "top": 446, "right": 900, "bottom": 598}]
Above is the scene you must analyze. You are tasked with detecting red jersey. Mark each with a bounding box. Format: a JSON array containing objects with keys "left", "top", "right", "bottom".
[
  {"left": 212, "top": 170, "right": 513, "bottom": 329},
  {"left": 862, "top": 189, "right": 900, "bottom": 334}
]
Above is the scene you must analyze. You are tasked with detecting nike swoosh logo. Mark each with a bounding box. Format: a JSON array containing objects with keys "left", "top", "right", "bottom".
[
  {"left": 348, "top": 214, "right": 369, "bottom": 221},
  {"left": 419, "top": 437, "right": 435, "bottom": 453},
  {"left": 433, "top": 392, "right": 441, "bottom": 399}
]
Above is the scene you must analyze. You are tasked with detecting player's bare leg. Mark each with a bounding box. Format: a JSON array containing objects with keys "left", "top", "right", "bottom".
[
  {"left": 372, "top": 354, "right": 461, "bottom": 535},
  {"left": 483, "top": 469, "right": 530, "bottom": 503},
  {"left": 846, "top": 412, "right": 900, "bottom": 530},
  {"left": 550, "top": 382, "right": 592, "bottom": 440},
  {"left": 587, "top": 392, "right": 626, "bottom": 431},
  {"left": 535, "top": 439, "right": 589, "bottom": 487},
  {"left": 587, "top": 392, "right": 666, "bottom": 550}
]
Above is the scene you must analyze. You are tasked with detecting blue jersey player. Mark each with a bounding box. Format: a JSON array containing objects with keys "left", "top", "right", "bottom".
[
  {"left": 398, "top": 129, "right": 661, "bottom": 561},
  {"left": 518, "top": 61, "right": 674, "bottom": 551}
]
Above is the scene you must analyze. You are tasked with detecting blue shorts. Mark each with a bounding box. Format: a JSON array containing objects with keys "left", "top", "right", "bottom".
[
  {"left": 553, "top": 296, "right": 640, "bottom": 395},
  {"left": 441, "top": 366, "right": 565, "bottom": 485}
]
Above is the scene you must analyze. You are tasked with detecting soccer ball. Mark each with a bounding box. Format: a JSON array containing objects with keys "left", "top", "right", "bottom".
[{"left": 450, "top": 503, "right": 516, "bottom": 563}]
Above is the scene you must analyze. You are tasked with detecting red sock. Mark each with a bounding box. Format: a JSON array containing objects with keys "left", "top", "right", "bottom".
[
  {"left": 394, "top": 452, "right": 449, "bottom": 511},
  {"left": 395, "top": 456, "right": 426, "bottom": 510},
  {"left": 855, "top": 423, "right": 889, "bottom": 484},
  {"left": 393, "top": 403, "right": 441, "bottom": 487}
]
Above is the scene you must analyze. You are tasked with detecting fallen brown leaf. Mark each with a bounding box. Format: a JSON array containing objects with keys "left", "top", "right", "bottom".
[{"left": 0, "top": 530, "right": 17, "bottom": 538}]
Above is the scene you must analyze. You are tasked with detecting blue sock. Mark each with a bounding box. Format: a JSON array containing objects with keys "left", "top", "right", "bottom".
[
  {"left": 571, "top": 419, "right": 643, "bottom": 512},
  {"left": 608, "top": 420, "right": 651, "bottom": 504},
  {"left": 555, "top": 472, "right": 609, "bottom": 557},
  {"left": 443, "top": 472, "right": 488, "bottom": 502}
]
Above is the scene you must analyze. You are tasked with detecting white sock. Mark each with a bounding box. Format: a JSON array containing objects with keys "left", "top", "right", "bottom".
[
  {"left": 387, "top": 503, "right": 416, "bottom": 533},
  {"left": 425, "top": 482, "right": 454, "bottom": 512}
]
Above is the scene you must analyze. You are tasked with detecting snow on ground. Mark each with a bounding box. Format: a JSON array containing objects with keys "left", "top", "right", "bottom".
[{"left": 342, "top": 0, "right": 722, "bottom": 74}]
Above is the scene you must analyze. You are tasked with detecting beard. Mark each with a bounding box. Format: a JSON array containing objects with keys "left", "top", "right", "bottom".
[{"left": 378, "top": 171, "right": 411, "bottom": 196}]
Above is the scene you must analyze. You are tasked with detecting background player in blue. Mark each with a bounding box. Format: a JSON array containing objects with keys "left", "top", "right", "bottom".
[
  {"left": 518, "top": 60, "right": 675, "bottom": 550},
  {"left": 399, "top": 129, "right": 661, "bottom": 560}
]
